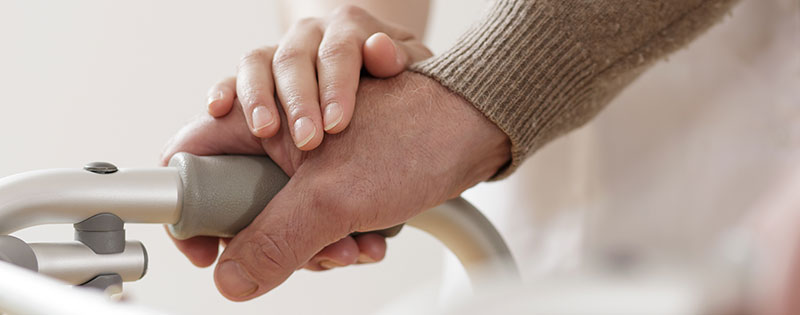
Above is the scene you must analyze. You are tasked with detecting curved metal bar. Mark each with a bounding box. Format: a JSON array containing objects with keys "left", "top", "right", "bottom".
[
  {"left": 0, "top": 261, "right": 163, "bottom": 315},
  {"left": 0, "top": 155, "right": 519, "bottom": 287},
  {"left": 409, "top": 197, "right": 519, "bottom": 285},
  {"left": 0, "top": 168, "right": 182, "bottom": 234}
]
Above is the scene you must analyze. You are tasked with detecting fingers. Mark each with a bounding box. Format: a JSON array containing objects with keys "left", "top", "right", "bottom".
[
  {"left": 164, "top": 226, "right": 220, "bottom": 268},
  {"left": 159, "top": 101, "right": 263, "bottom": 166},
  {"left": 207, "top": 77, "right": 237, "bottom": 118},
  {"left": 362, "top": 33, "right": 402, "bottom": 78},
  {"left": 363, "top": 32, "right": 433, "bottom": 78},
  {"left": 304, "top": 237, "right": 360, "bottom": 271},
  {"left": 313, "top": 5, "right": 378, "bottom": 134},
  {"left": 316, "top": 7, "right": 428, "bottom": 134},
  {"left": 354, "top": 233, "right": 387, "bottom": 264},
  {"left": 301, "top": 232, "right": 387, "bottom": 271},
  {"left": 315, "top": 36, "right": 361, "bottom": 134},
  {"left": 237, "top": 46, "right": 281, "bottom": 138},
  {"left": 314, "top": 15, "right": 371, "bottom": 135},
  {"left": 273, "top": 20, "right": 325, "bottom": 150},
  {"left": 213, "top": 177, "right": 354, "bottom": 301},
  {"left": 225, "top": 11, "right": 433, "bottom": 144},
  {"left": 159, "top": 103, "right": 264, "bottom": 268}
]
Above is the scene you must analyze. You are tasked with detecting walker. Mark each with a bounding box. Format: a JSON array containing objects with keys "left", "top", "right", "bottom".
[
  {"left": 0, "top": 153, "right": 754, "bottom": 314},
  {"left": 0, "top": 153, "right": 518, "bottom": 314}
]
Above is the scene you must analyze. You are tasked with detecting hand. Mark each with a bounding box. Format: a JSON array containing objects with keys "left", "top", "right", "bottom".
[
  {"left": 190, "top": 5, "right": 433, "bottom": 270},
  {"left": 162, "top": 99, "right": 387, "bottom": 272},
  {"left": 206, "top": 5, "right": 431, "bottom": 150},
  {"left": 162, "top": 72, "right": 510, "bottom": 300}
]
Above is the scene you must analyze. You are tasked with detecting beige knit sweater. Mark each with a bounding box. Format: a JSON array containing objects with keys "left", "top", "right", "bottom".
[{"left": 411, "top": 0, "right": 740, "bottom": 177}]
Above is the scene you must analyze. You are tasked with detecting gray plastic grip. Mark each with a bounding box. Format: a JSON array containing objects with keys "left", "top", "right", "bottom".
[
  {"left": 168, "top": 153, "right": 289, "bottom": 240},
  {"left": 167, "top": 153, "right": 403, "bottom": 241}
]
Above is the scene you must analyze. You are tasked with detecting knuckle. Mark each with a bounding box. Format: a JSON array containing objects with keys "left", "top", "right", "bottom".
[
  {"left": 317, "top": 39, "right": 359, "bottom": 62},
  {"left": 294, "top": 17, "right": 320, "bottom": 29},
  {"left": 239, "top": 48, "right": 270, "bottom": 66},
  {"left": 332, "top": 4, "right": 367, "bottom": 20},
  {"left": 282, "top": 94, "right": 311, "bottom": 118},
  {"left": 306, "top": 174, "right": 384, "bottom": 230},
  {"left": 273, "top": 46, "right": 306, "bottom": 67},
  {"left": 238, "top": 86, "right": 270, "bottom": 107},
  {"left": 319, "top": 84, "right": 344, "bottom": 105},
  {"left": 306, "top": 179, "right": 358, "bottom": 225},
  {"left": 245, "top": 230, "right": 299, "bottom": 273}
]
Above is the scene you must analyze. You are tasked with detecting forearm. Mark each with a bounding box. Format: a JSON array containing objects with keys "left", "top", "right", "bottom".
[
  {"left": 278, "top": 0, "right": 430, "bottom": 38},
  {"left": 411, "top": 0, "right": 740, "bottom": 178}
]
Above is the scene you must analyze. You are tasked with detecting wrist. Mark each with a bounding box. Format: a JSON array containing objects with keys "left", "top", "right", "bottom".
[
  {"left": 409, "top": 72, "right": 511, "bottom": 186},
  {"left": 451, "top": 93, "right": 512, "bottom": 184}
]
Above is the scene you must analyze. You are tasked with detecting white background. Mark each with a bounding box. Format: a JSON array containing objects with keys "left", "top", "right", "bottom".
[{"left": 1, "top": 0, "right": 797, "bottom": 314}]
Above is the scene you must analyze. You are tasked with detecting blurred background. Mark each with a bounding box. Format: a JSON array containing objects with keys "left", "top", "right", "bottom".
[{"left": 0, "top": 0, "right": 797, "bottom": 314}]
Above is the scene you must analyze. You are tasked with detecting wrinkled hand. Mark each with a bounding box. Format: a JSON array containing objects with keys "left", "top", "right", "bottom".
[
  {"left": 207, "top": 5, "right": 431, "bottom": 149},
  {"left": 162, "top": 100, "right": 390, "bottom": 272},
  {"left": 190, "top": 5, "right": 433, "bottom": 272},
  {"left": 162, "top": 72, "right": 510, "bottom": 301}
]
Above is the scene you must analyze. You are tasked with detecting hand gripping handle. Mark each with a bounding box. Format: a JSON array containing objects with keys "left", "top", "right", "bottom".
[{"left": 167, "top": 153, "right": 402, "bottom": 240}]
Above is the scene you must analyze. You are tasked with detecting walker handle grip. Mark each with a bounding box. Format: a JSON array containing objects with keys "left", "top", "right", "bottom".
[{"left": 167, "top": 153, "right": 402, "bottom": 240}]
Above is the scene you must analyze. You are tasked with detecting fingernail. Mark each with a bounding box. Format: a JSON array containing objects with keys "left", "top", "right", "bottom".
[
  {"left": 293, "top": 117, "right": 316, "bottom": 148},
  {"left": 357, "top": 253, "right": 376, "bottom": 263},
  {"left": 217, "top": 261, "right": 258, "bottom": 298},
  {"left": 207, "top": 90, "right": 223, "bottom": 112},
  {"left": 323, "top": 103, "right": 343, "bottom": 131},
  {"left": 251, "top": 106, "right": 274, "bottom": 132},
  {"left": 375, "top": 33, "right": 402, "bottom": 66},
  {"left": 319, "top": 260, "right": 341, "bottom": 270}
]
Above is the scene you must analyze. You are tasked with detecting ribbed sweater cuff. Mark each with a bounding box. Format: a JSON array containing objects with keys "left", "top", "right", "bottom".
[
  {"left": 412, "top": 0, "right": 738, "bottom": 179},
  {"left": 410, "top": 0, "right": 594, "bottom": 179}
]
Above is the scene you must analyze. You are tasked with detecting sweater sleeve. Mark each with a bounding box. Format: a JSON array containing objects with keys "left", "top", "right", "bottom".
[{"left": 410, "top": 0, "right": 739, "bottom": 178}]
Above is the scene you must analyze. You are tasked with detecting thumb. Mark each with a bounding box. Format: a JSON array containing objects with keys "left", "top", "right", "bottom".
[
  {"left": 363, "top": 32, "right": 433, "bottom": 78},
  {"left": 212, "top": 176, "right": 353, "bottom": 300}
]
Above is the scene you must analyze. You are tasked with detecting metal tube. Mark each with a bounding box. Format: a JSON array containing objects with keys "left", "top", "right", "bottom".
[
  {"left": 408, "top": 197, "right": 519, "bottom": 284},
  {"left": 0, "top": 261, "right": 164, "bottom": 315},
  {"left": 0, "top": 168, "right": 182, "bottom": 234},
  {"left": 29, "top": 241, "right": 147, "bottom": 284}
]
